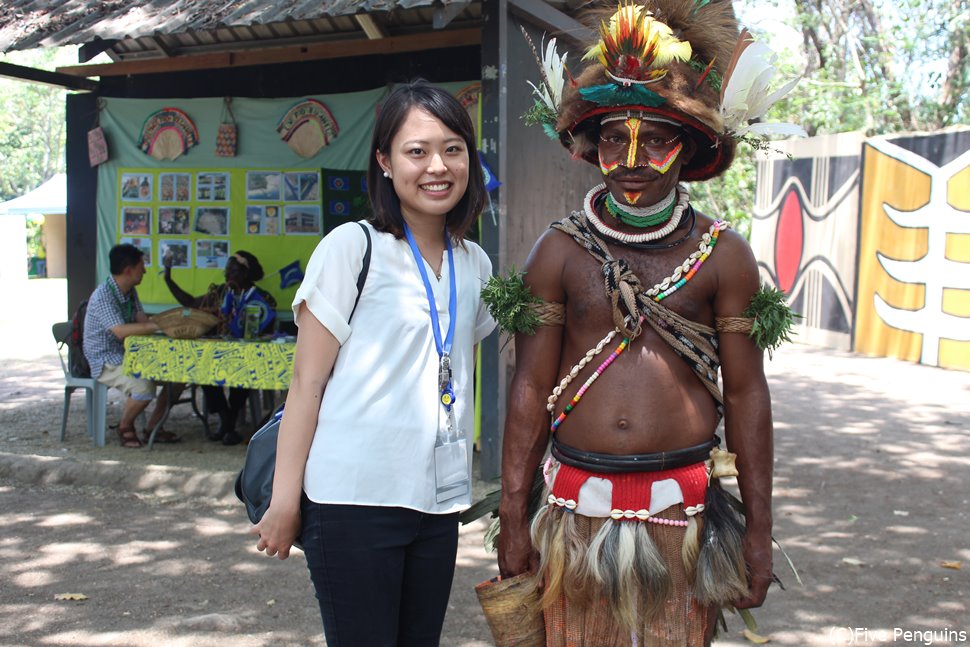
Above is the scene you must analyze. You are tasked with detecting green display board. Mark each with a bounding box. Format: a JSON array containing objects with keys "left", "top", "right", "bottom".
[
  {"left": 94, "top": 83, "right": 472, "bottom": 311},
  {"left": 114, "top": 166, "right": 369, "bottom": 306}
]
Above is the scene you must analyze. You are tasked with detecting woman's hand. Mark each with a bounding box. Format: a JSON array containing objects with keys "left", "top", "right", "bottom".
[{"left": 251, "top": 503, "right": 302, "bottom": 560}]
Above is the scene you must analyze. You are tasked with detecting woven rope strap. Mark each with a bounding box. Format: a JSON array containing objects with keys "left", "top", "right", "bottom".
[
  {"left": 532, "top": 301, "right": 565, "bottom": 327},
  {"left": 715, "top": 316, "right": 754, "bottom": 334}
]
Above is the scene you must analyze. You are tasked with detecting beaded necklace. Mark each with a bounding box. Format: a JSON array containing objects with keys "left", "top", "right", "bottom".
[
  {"left": 585, "top": 183, "right": 689, "bottom": 244},
  {"left": 609, "top": 205, "right": 696, "bottom": 250},
  {"left": 646, "top": 220, "right": 728, "bottom": 301},
  {"left": 604, "top": 186, "right": 676, "bottom": 228},
  {"left": 605, "top": 192, "right": 674, "bottom": 229},
  {"left": 546, "top": 219, "right": 729, "bottom": 431},
  {"left": 549, "top": 318, "right": 642, "bottom": 432}
]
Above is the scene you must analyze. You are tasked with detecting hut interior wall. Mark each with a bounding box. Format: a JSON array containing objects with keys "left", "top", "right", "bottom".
[{"left": 64, "top": 46, "right": 480, "bottom": 314}]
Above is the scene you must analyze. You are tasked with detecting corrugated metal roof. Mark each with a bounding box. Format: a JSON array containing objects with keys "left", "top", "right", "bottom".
[{"left": 0, "top": 0, "right": 481, "bottom": 56}]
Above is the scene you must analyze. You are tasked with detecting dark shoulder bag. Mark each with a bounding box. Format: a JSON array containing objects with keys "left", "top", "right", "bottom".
[{"left": 235, "top": 222, "right": 372, "bottom": 547}]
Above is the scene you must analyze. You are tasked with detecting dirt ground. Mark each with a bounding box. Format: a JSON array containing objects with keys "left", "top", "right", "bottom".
[{"left": 0, "top": 279, "right": 968, "bottom": 646}]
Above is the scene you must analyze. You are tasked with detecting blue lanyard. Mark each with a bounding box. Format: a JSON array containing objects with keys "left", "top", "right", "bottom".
[{"left": 403, "top": 222, "right": 457, "bottom": 408}]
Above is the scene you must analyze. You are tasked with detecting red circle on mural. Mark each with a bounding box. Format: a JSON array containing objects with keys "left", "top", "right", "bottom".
[{"left": 774, "top": 190, "right": 804, "bottom": 293}]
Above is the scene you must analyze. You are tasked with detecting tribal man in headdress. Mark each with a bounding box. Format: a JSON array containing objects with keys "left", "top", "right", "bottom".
[{"left": 494, "top": 0, "right": 801, "bottom": 644}]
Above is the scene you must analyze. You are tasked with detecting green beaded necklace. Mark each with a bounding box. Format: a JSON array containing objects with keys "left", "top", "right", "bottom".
[{"left": 605, "top": 191, "right": 676, "bottom": 228}]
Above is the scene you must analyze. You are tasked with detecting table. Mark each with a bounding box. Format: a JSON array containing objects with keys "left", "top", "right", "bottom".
[
  {"left": 124, "top": 335, "right": 295, "bottom": 389},
  {"left": 123, "top": 335, "right": 295, "bottom": 447}
]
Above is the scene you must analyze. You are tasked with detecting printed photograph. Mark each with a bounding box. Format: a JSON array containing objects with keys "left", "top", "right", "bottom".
[
  {"left": 284, "top": 171, "right": 321, "bottom": 201},
  {"left": 120, "top": 237, "right": 152, "bottom": 266},
  {"left": 121, "top": 173, "right": 153, "bottom": 201},
  {"left": 159, "top": 239, "right": 190, "bottom": 269},
  {"left": 159, "top": 173, "right": 191, "bottom": 202},
  {"left": 194, "top": 206, "right": 229, "bottom": 236},
  {"left": 263, "top": 205, "right": 280, "bottom": 235},
  {"left": 196, "top": 239, "right": 230, "bottom": 269},
  {"left": 121, "top": 207, "right": 151, "bottom": 235},
  {"left": 246, "top": 205, "right": 281, "bottom": 235},
  {"left": 158, "top": 207, "right": 191, "bottom": 235},
  {"left": 284, "top": 204, "right": 322, "bottom": 235},
  {"left": 247, "top": 171, "right": 283, "bottom": 201},
  {"left": 246, "top": 206, "right": 263, "bottom": 235},
  {"left": 197, "top": 172, "right": 230, "bottom": 201}
]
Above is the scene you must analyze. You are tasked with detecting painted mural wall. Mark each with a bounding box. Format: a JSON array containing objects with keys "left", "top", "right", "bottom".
[
  {"left": 751, "top": 128, "right": 970, "bottom": 371},
  {"left": 751, "top": 132, "right": 864, "bottom": 351}
]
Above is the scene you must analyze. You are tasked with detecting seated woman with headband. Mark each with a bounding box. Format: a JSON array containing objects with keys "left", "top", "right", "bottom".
[{"left": 163, "top": 249, "right": 276, "bottom": 445}]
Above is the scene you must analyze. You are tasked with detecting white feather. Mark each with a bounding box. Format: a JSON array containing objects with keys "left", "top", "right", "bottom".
[
  {"left": 528, "top": 37, "right": 568, "bottom": 113},
  {"left": 720, "top": 36, "right": 803, "bottom": 138},
  {"left": 737, "top": 121, "right": 808, "bottom": 138}
]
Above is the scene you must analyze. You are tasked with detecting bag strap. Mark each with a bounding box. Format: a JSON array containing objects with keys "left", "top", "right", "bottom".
[
  {"left": 349, "top": 221, "right": 372, "bottom": 321},
  {"left": 221, "top": 96, "right": 236, "bottom": 124}
]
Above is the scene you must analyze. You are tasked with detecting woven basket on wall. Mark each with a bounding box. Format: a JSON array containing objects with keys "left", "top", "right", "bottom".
[
  {"left": 475, "top": 573, "right": 545, "bottom": 647},
  {"left": 152, "top": 307, "right": 220, "bottom": 339}
]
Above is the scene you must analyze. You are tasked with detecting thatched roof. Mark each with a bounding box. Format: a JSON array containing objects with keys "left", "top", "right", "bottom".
[{"left": 0, "top": 0, "right": 481, "bottom": 60}]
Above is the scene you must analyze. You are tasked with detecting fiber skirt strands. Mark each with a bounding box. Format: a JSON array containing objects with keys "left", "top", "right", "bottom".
[
  {"left": 151, "top": 307, "right": 219, "bottom": 339},
  {"left": 531, "top": 458, "right": 750, "bottom": 646},
  {"left": 475, "top": 572, "right": 545, "bottom": 647},
  {"left": 539, "top": 508, "right": 716, "bottom": 647}
]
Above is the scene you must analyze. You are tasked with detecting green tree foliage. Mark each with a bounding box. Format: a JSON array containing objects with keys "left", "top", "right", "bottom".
[
  {"left": 777, "top": 0, "right": 968, "bottom": 134},
  {"left": 0, "top": 48, "right": 72, "bottom": 201},
  {"left": 702, "top": 0, "right": 969, "bottom": 238}
]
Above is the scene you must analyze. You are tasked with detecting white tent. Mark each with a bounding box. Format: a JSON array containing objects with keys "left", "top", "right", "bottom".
[
  {"left": 0, "top": 174, "right": 67, "bottom": 281},
  {"left": 0, "top": 173, "right": 66, "bottom": 215}
]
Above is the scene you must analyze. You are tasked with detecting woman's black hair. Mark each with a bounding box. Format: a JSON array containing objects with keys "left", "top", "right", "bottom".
[{"left": 367, "top": 79, "right": 485, "bottom": 243}]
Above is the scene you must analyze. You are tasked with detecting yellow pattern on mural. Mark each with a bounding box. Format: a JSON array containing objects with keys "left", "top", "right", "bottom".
[
  {"left": 856, "top": 146, "right": 928, "bottom": 363},
  {"left": 855, "top": 141, "right": 970, "bottom": 371}
]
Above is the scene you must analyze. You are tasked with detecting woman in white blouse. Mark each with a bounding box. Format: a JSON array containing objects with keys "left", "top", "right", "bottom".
[{"left": 253, "top": 80, "right": 496, "bottom": 646}]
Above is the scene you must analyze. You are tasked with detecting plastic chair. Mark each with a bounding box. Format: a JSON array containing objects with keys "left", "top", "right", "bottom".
[{"left": 52, "top": 321, "right": 110, "bottom": 447}]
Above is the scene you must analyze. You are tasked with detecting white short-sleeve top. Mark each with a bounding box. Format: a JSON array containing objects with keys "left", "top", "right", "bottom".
[{"left": 293, "top": 220, "right": 496, "bottom": 514}]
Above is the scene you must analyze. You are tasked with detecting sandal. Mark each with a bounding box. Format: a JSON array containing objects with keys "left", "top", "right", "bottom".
[
  {"left": 117, "top": 425, "right": 142, "bottom": 449},
  {"left": 143, "top": 428, "right": 182, "bottom": 444}
]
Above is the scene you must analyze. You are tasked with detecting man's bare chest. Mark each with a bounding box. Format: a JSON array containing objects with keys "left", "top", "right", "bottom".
[{"left": 561, "top": 242, "right": 715, "bottom": 325}]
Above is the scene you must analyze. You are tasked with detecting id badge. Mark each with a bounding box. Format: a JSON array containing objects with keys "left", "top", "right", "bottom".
[
  {"left": 434, "top": 406, "right": 469, "bottom": 503},
  {"left": 434, "top": 438, "right": 469, "bottom": 503}
]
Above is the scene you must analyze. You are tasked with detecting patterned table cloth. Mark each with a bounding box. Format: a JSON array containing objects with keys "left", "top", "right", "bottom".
[{"left": 123, "top": 335, "right": 295, "bottom": 390}]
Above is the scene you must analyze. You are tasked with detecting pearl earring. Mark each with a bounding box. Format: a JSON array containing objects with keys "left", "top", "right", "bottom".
[{"left": 383, "top": 171, "right": 390, "bottom": 178}]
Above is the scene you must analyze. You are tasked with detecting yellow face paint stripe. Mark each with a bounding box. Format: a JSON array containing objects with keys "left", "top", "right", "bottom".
[
  {"left": 623, "top": 191, "right": 642, "bottom": 205},
  {"left": 625, "top": 117, "right": 641, "bottom": 168},
  {"left": 647, "top": 142, "right": 683, "bottom": 175}
]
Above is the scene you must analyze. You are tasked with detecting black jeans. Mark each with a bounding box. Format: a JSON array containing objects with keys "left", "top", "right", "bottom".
[{"left": 300, "top": 496, "right": 459, "bottom": 647}]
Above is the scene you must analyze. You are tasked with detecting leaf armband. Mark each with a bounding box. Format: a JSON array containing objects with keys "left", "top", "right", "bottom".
[
  {"left": 481, "top": 267, "right": 563, "bottom": 336},
  {"left": 745, "top": 285, "right": 800, "bottom": 356},
  {"left": 717, "top": 285, "right": 800, "bottom": 357}
]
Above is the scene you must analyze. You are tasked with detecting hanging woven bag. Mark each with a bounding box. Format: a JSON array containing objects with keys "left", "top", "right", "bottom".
[{"left": 215, "top": 96, "right": 238, "bottom": 157}]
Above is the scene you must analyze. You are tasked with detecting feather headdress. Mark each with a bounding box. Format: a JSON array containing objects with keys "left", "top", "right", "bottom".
[
  {"left": 522, "top": 0, "right": 804, "bottom": 180},
  {"left": 583, "top": 3, "right": 692, "bottom": 85}
]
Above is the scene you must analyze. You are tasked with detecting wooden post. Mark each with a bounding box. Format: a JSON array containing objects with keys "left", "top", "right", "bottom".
[{"left": 478, "top": 0, "right": 509, "bottom": 481}]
